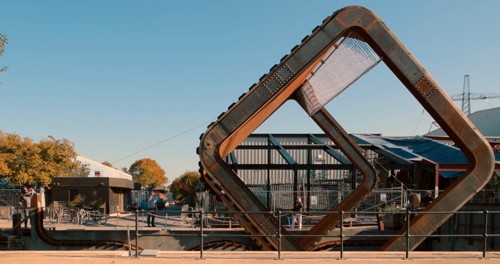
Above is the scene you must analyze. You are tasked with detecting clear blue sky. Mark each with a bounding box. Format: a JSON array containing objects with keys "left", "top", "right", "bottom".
[{"left": 1, "top": 1, "right": 499, "bottom": 183}]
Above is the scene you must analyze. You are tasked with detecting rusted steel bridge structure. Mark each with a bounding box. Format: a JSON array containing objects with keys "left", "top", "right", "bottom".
[{"left": 198, "top": 6, "right": 495, "bottom": 251}]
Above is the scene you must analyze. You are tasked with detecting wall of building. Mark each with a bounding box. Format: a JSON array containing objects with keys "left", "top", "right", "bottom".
[
  {"left": 50, "top": 177, "right": 133, "bottom": 214},
  {"left": 233, "top": 135, "right": 352, "bottom": 185},
  {"left": 426, "top": 107, "right": 500, "bottom": 138}
]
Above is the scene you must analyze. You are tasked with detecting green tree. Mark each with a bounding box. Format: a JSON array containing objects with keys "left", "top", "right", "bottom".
[
  {"left": 0, "top": 33, "right": 8, "bottom": 79},
  {"left": 169, "top": 171, "right": 204, "bottom": 206},
  {"left": 0, "top": 131, "right": 82, "bottom": 186},
  {"left": 101, "top": 161, "right": 113, "bottom": 167},
  {"left": 128, "top": 158, "right": 167, "bottom": 188},
  {"left": 0, "top": 34, "right": 6, "bottom": 52},
  {"left": 72, "top": 160, "right": 90, "bottom": 177},
  {"left": 0, "top": 33, "right": 8, "bottom": 69}
]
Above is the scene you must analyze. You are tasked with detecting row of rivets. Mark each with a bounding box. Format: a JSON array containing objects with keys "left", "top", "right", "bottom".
[{"left": 415, "top": 76, "right": 437, "bottom": 98}]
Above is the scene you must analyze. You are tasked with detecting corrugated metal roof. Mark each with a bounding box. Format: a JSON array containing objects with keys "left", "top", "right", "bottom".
[
  {"left": 353, "top": 134, "right": 467, "bottom": 164},
  {"left": 353, "top": 134, "right": 499, "bottom": 178}
]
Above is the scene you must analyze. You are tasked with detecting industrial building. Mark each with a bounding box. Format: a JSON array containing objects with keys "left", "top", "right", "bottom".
[
  {"left": 227, "top": 131, "right": 499, "bottom": 212},
  {"left": 49, "top": 156, "right": 134, "bottom": 214}
]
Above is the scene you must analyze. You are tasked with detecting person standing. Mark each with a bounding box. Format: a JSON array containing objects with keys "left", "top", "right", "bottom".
[
  {"left": 19, "top": 190, "right": 28, "bottom": 228},
  {"left": 421, "top": 191, "right": 434, "bottom": 207},
  {"left": 147, "top": 193, "right": 158, "bottom": 227},
  {"left": 291, "top": 197, "right": 303, "bottom": 230}
]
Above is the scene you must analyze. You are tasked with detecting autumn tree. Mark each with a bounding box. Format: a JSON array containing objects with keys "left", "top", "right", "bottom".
[
  {"left": 128, "top": 158, "right": 167, "bottom": 188},
  {"left": 0, "top": 131, "right": 83, "bottom": 186},
  {"left": 169, "top": 171, "right": 204, "bottom": 206}
]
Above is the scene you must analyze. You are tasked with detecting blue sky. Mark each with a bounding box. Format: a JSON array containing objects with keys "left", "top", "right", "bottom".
[{"left": 1, "top": 1, "right": 499, "bottom": 182}]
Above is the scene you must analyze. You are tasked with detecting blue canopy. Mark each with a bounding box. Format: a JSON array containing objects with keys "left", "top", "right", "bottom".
[{"left": 353, "top": 134, "right": 472, "bottom": 178}]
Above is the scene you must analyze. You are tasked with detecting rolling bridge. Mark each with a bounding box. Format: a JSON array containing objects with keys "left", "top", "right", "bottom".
[{"left": 197, "top": 6, "right": 495, "bottom": 251}]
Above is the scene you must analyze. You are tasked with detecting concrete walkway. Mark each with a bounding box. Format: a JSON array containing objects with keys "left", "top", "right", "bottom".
[
  {"left": 0, "top": 250, "right": 499, "bottom": 264},
  {"left": 2, "top": 217, "right": 499, "bottom": 263}
]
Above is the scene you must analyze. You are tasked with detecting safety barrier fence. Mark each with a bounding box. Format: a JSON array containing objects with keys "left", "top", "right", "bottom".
[{"left": 131, "top": 209, "right": 500, "bottom": 260}]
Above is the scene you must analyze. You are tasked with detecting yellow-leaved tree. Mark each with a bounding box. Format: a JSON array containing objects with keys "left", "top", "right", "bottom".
[
  {"left": 128, "top": 158, "right": 167, "bottom": 189},
  {"left": 0, "top": 131, "right": 86, "bottom": 186}
]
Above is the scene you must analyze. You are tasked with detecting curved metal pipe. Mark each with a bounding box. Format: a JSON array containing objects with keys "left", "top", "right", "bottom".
[{"left": 33, "top": 207, "right": 141, "bottom": 250}]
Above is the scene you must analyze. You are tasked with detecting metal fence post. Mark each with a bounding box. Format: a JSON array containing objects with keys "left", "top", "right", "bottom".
[
  {"left": 141, "top": 211, "right": 144, "bottom": 229},
  {"left": 127, "top": 225, "right": 131, "bottom": 257},
  {"left": 483, "top": 210, "right": 488, "bottom": 259},
  {"left": 165, "top": 212, "right": 168, "bottom": 229},
  {"left": 340, "top": 211, "right": 344, "bottom": 259},
  {"left": 278, "top": 210, "right": 282, "bottom": 260},
  {"left": 405, "top": 208, "right": 410, "bottom": 259},
  {"left": 200, "top": 210, "right": 204, "bottom": 259},
  {"left": 135, "top": 209, "right": 139, "bottom": 258}
]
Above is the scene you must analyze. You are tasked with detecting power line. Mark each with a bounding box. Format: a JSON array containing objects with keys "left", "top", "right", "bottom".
[
  {"left": 412, "top": 108, "right": 426, "bottom": 135},
  {"left": 461, "top": 75, "right": 471, "bottom": 116},
  {"left": 112, "top": 120, "right": 214, "bottom": 164},
  {"left": 450, "top": 75, "right": 500, "bottom": 115}
]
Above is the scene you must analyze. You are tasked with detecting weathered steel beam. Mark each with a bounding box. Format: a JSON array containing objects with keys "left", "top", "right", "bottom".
[
  {"left": 198, "top": 6, "right": 494, "bottom": 251},
  {"left": 295, "top": 106, "right": 377, "bottom": 249}
]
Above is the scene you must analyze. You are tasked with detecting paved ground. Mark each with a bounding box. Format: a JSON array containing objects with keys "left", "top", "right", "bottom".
[
  {"left": 0, "top": 211, "right": 194, "bottom": 230},
  {"left": 1, "top": 216, "right": 500, "bottom": 263},
  {"left": 0, "top": 250, "right": 499, "bottom": 264}
]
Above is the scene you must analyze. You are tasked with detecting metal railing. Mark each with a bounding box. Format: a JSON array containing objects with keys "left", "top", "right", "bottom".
[
  {"left": 130, "top": 208, "right": 500, "bottom": 260},
  {"left": 0, "top": 189, "right": 21, "bottom": 207}
]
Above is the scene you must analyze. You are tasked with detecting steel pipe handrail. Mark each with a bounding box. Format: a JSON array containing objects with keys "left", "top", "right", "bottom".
[{"left": 131, "top": 208, "right": 499, "bottom": 260}]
